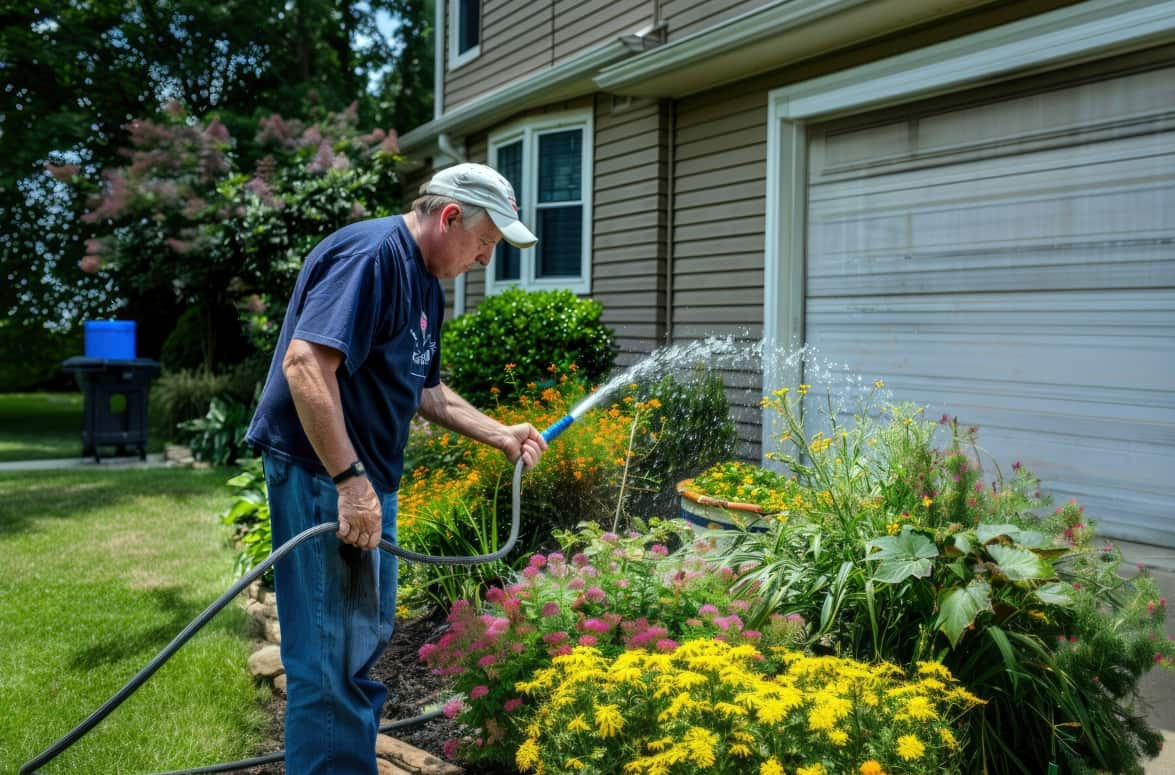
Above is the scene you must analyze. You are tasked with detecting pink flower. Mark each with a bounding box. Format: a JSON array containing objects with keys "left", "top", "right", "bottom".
[
  {"left": 730, "top": 600, "right": 750, "bottom": 611},
  {"left": 522, "top": 566, "right": 540, "bottom": 579},
  {"left": 543, "top": 631, "right": 568, "bottom": 645},
  {"left": 579, "top": 635, "right": 598, "bottom": 647},
  {"left": 568, "top": 578, "right": 585, "bottom": 590},
  {"left": 614, "top": 578, "right": 630, "bottom": 589},
  {"left": 529, "top": 554, "right": 547, "bottom": 569},
  {"left": 742, "top": 630, "right": 762, "bottom": 641},
  {"left": 650, "top": 544, "right": 669, "bottom": 556},
  {"left": 504, "top": 698, "right": 523, "bottom": 713},
  {"left": 418, "top": 643, "right": 438, "bottom": 662},
  {"left": 655, "top": 639, "right": 679, "bottom": 653},
  {"left": 714, "top": 615, "right": 744, "bottom": 632},
  {"left": 542, "top": 601, "right": 561, "bottom": 617},
  {"left": 548, "top": 552, "right": 565, "bottom": 564},
  {"left": 443, "top": 739, "right": 460, "bottom": 759},
  {"left": 469, "top": 685, "right": 489, "bottom": 699},
  {"left": 549, "top": 645, "right": 573, "bottom": 657},
  {"left": 485, "top": 587, "right": 506, "bottom": 604},
  {"left": 698, "top": 604, "right": 719, "bottom": 618},
  {"left": 585, "top": 587, "right": 606, "bottom": 603},
  {"left": 477, "top": 654, "right": 497, "bottom": 669},
  {"left": 582, "top": 618, "right": 611, "bottom": 633},
  {"left": 600, "top": 532, "right": 619, "bottom": 543},
  {"left": 443, "top": 698, "right": 463, "bottom": 719},
  {"left": 571, "top": 553, "right": 590, "bottom": 567}
]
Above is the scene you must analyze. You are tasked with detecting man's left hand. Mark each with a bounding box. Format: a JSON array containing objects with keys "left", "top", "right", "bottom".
[{"left": 500, "top": 423, "right": 547, "bottom": 469}]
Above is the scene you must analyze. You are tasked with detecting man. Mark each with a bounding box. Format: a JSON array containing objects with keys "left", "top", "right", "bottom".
[{"left": 245, "top": 163, "right": 548, "bottom": 774}]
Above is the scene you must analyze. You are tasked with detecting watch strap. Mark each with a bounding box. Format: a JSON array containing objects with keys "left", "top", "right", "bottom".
[{"left": 331, "top": 460, "right": 366, "bottom": 485}]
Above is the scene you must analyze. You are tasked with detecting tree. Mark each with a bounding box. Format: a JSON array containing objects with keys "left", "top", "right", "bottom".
[{"left": 0, "top": 0, "right": 431, "bottom": 377}]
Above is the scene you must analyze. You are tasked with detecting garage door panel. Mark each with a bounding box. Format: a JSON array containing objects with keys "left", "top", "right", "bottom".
[
  {"left": 802, "top": 61, "right": 1175, "bottom": 546},
  {"left": 808, "top": 245, "right": 1173, "bottom": 296}
]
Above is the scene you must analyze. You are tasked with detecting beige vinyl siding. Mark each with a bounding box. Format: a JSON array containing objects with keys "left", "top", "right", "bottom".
[
  {"left": 660, "top": 0, "right": 765, "bottom": 41},
  {"left": 445, "top": 0, "right": 553, "bottom": 111},
  {"left": 672, "top": 78, "right": 770, "bottom": 457},
  {"left": 444, "top": 0, "right": 650, "bottom": 112},
  {"left": 593, "top": 96, "right": 670, "bottom": 367},
  {"left": 553, "top": 0, "right": 650, "bottom": 61}
]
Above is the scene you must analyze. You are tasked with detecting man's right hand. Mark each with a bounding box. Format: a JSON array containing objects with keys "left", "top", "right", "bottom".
[{"left": 335, "top": 477, "right": 382, "bottom": 549}]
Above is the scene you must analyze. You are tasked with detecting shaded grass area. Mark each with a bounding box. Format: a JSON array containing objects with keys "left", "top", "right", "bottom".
[
  {"left": 0, "top": 392, "right": 165, "bottom": 462},
  {"left": 0, "top": 467, "right": 270, "bottom": 774}
]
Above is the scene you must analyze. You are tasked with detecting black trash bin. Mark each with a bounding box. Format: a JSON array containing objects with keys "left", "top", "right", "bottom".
[{"left": 61, "top": 357, "right": 161, "bottom": 462}]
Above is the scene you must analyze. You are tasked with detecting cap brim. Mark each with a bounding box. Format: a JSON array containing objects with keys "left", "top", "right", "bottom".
[{"left": 488, "top": 210, "right": 538, "bottom": 248}]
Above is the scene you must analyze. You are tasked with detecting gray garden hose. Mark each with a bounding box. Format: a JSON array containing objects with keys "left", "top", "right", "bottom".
[{"left": 20, "top": 457, "right": 529, "bottom": 775}]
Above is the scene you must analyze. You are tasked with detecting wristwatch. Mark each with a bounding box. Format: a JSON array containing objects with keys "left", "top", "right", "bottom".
[{"left": 331, "top": 460, "right": 366, "bottom": 485}]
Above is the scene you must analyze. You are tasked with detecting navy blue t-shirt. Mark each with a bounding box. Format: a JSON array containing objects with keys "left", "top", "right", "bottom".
[{"left": 245, "top": 216, "right": 444, "bottom": 493}]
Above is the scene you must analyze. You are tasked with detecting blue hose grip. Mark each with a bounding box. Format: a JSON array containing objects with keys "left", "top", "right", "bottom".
[{"left": 542, "top": 414, "right": 575, "bottom": 444}]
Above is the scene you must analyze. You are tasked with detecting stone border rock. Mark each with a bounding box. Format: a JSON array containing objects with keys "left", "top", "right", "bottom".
[{"left": 242, "top": 580, "right": 460, "bottom": 774}]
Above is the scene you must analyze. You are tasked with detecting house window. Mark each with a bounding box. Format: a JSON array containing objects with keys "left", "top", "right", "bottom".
[
  {"left": 449, "top": 0, "right": 480, "bottom": 69},
  {"left": 488, "top": 112, "right": 593, "bottom": 295}
]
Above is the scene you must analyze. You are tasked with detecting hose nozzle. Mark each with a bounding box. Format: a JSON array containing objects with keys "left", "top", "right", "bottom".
[{"left": 542, "top": 414, "right": 575, "bottom": 444}]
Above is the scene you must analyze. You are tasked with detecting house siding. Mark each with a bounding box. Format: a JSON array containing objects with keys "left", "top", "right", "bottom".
[
  {"left": 660, "top": 0, "right": 764, "bottom": 41},
  {"left": 672, "top": 79, "right": 770, "bottom": 457},
  {"left": 443, "top": 0, "right": 652, "bottom": 112}
]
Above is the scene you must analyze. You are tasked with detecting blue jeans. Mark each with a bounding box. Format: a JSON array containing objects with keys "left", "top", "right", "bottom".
[{"left": 262, "top": 453, "right": 398, "bottom": 774}]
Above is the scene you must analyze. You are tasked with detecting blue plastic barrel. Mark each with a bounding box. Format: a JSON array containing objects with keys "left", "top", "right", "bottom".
[{"left": 84, "top": 320, "right": 136, "bottom": 360}]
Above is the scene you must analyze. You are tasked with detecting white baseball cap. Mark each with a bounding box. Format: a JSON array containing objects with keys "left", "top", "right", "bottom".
[{"left": 420, "top": 163, "right": 538, "bottom": 248}]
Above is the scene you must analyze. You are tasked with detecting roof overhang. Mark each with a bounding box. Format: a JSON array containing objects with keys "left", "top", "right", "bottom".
[
  {"left": 401, "top": 36, "right": 653, "bottom": 155},
  {"left": 594, "top": 0, "right": 1005, "bottom": 97}
]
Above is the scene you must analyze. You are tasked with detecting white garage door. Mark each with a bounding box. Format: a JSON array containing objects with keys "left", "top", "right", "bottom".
[{"left": 804, "top": 60, "right": 1175, "bottom": 546}]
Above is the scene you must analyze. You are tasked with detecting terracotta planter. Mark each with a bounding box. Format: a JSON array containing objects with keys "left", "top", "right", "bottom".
[{"left": 675, "top": 478, "right": 771, "bottom": 533}]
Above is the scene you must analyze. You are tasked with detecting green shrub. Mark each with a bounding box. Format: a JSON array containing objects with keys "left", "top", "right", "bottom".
[
  {"left": 220, "top": 458, "right": 272, "bottom": 586},
  {"left": 441, "top": 288, "right": 615, "bottom": 407},
  {"left": 151, "top": 369, "right": 230, "bottom": 440},
  {"left": 629, "top": 369, "right": 738, "bottom": 518},
  {"left": 178, "top": 396, "right": 252, "bottom": 466},
  {"left": 0, "top": 321, "right": 83, "bottom": 392}
]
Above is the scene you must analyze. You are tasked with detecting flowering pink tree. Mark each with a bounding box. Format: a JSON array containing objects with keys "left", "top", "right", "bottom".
[{"left": 72, "top": 101, "right": 401, "bottom": 368}]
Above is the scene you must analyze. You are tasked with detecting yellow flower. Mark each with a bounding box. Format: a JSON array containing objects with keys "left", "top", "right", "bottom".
[
  {"left": 516, "top": 738, "right": 541, "bottom": 771},
  {"left": 798, "top": 383, "right": 811, "bottom": 396},
  {"left": 729, "top": 743, "right": 753, "bottom": 757},
  {"left": 896, "top": 734, "right": 925, "bottom": 761},
  {"left": 921, "top": 495, "right": 934, "bottom": 508},
  {"left": 797, "top": 764, "right": 827, "bottom": 775},
  {"left": 859, "top": 761, "right": 886, "bottom": 775},
  {"left": 594, "top": 703, "right": 625, "bottom": 738},
  {"left": 683, "top": 727, "right": 718, "bottom": 767},
  {"left": 564, "top": 758, "right": 586, "bottom": 770},
  {"left": 939, "top": 727, "right": 959, "bottom": 749},
  {"left": 873, "top": 379, "right": 885, "bottom": 388},
  {"left": 828, "top": 729, "right": 849, "bottom": 746},
  {"left": 566, "top": 713, "right": 590, "bottom": 733},
  {"left": 760, "top": 758, "right": 785, "bottom": 775}
]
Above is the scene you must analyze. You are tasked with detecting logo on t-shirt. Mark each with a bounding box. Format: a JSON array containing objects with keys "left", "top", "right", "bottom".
[{"left": 410, "top": 313, "right": 436, "bottom": 377}]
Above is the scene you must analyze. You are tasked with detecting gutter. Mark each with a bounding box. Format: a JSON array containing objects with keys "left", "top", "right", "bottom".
[
  {"left": 593, "top": 0, "right": 999, "bottom": 97},
  {"left": 400, "top": 34, "right": 655, "bottom": 155}
]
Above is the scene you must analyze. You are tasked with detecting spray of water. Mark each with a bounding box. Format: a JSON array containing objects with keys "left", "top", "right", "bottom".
[{"left": 568, "top": 335, "right": 757, "bottom": 419}]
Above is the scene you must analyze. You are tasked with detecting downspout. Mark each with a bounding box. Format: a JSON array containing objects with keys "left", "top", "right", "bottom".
[
  {"left": 433, "top": 0, "right": 443, "bottom": 121},
  {"left": 664, "top": 100, "right": 675, "bottom": 344}
]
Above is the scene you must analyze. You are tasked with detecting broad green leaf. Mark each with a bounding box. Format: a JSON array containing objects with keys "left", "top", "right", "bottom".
[
  {"left": 934, "top": 580, "right": 992, "bottom": 647},
  {"left": 977, "top": 523, "right": 1022, "bottom": 544},
  {"left": 987, "top": 544, "right": 1052, "bottom": 581},
  {"left": 1034, "top": 582, "right": 1075, "bottom": 606},
  {"left": 866, "top": 527, "right": 939, "bottom": 583},
  {"left": 947, "top": 532, "right": 973, "bottom": 557}
]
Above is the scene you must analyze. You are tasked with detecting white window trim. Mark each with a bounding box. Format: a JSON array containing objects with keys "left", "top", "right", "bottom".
[
  {"left": 448, "top": 0, "right": 480, "bottom": 71},
  {"left": 485, "top": 110, "right": 594, "bottom": 297},
  {"left": 761, "top": 0, "right": 1175, "bottom": 456}
]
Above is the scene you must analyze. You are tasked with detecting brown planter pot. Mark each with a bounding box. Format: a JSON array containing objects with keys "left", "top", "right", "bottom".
[{"left": 675, "top": 479, "right": 772, "bottom": 533}]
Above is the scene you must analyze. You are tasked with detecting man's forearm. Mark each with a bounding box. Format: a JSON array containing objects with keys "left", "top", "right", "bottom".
[
  {"left": 418, "top": 382, "right": 508, "bottom": 449},
  {"left": 283, "top": 339, "right": 359, "bottom": 477}
]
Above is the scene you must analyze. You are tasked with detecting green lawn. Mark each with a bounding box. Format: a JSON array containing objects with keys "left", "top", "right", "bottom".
[
  {"left": 0, "top": 393, "right": 166, "bottom": 462},
  {"left": 0, "top": 467, "right": 271, "bottom": 774}
]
